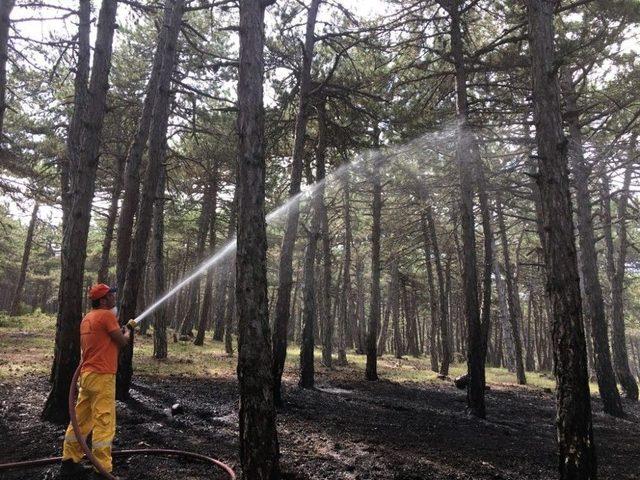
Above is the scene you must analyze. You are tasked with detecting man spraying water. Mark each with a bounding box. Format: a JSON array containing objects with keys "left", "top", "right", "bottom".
[{"left": 60, "top": 284, "right": 131, "bottom": 480}]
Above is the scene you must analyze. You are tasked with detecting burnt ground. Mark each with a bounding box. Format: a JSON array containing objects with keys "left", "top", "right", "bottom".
[{"left": 1, "top": 366, "right": 639, "bottom": 480}]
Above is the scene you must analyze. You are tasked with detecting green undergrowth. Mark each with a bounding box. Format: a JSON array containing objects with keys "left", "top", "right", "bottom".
[
  {"left": 0, "top": 312, "right": 595, "bottom": 394},
  {"left": 0, "top": 311, "right": 55, "bottom": 378}
]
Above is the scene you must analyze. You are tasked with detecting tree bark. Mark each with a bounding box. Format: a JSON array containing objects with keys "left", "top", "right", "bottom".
[
  {"left": 10, "top": 202, "right": 39, "bottom": 316},
  {"left": 115, "top": 4, "right": 171, "bottom": 294},
  {"left": 300, "top": 190, "right": 323, "bottom": 388},
  {"left": 355, "top": 263, "right": 366, "bottom": 352},
  {"left": 445, "top": 0, "right": 485, "bottom": 417},
  {"left": 560, "top": 71, "right": 623, "bottom": 415},
  {"left": 272, "top": 0, "right": 322, "bottom": 406},
  {"left": 496, "top": 196, "right": 527, "bottom": 385},
  {"left": 366, "top": 145, "right": 382, "bottom": 381},
  {"left": 492, "top": 253, "right": 515, "bottom": 372},
  {"left": 318, "top": 104, "right": 333, "bottom": 368},
  {"left": 420, "top": 214, "right": 439, "bottom": 371},
  {"left": 602, "top": 164, "right": 639, "bottom": 401},
  {"left": 401, "top": 277, "right": 419, "bottom": 357},
  {"left": 525, "top": 290, "right": 536, "bottom": 371},
  {"left": 152, "top": 165, "right": 168, "bottom": 360},
  {"left": 337, "top": 169, "right": 352, "bottom": 365},
  {"left": 0, "top": 0, "right": 15, "bottom": 142},
  {"left": 425, "top": 207, "right": 451, "bottom": 375},
  {"left": 414, "top": 292, "right": 424, "bottom": 354},
  {"left": 236, "top": 1, "right": 279, "bottom": 476},
  {"left": 212, "top": 266, "right": 228, "bottom": 340},
  {"left": 117, "top": 0, "right": 184, "bottom": 400},
  {"left": 214, "top": 211, "right": 239, "bottom": 344},
  {"left": 378, "top": 284, "right": 391, "bottom": 356},
  {"left": 98, "top": 156, "right": 125, "bottom": 283},
  {"left": 390, "top": 260, "right": 402, "bottom": 359},
  {"left": 60, "top": 0, "right": 90, "bottom": 236},
  {"left": 194, "top": 171, "right": 220, "bottom": 346},
  {"left": 42, "top": 0, "right": 118, "bottom": 424},
  {"left": 474, "top": 149, "right": 493, "bottom": 364},
  {"left": 527, "top": 1, "right": 597, "bottom": 477},
  {"left": 224, "top": 273, "right": 236, "bottom": 355}
]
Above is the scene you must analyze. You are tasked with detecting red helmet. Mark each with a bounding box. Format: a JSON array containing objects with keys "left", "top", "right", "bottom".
[{"left": 88, "top": 284, "right": 117, "bottom": 301}]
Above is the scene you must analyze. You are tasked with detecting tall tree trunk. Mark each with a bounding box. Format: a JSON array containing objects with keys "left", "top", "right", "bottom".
[
  {"left": 180, "top": 177, "right": 213, "bottom": 338},
  {"left": 98, "top": 156, "right": 125, "bottom": 283},
  {"left": 10, "top": 202, "right": 39, "bottom": 316},
  {"left": 291, "top": 285, "right": 300, "bottom": 344},
  {"left": 60, "top": 0, "right": 90, "bottom": 239},
  {"left": 115, "top": 5, "right": 171, "bottom": 294},
  {"left": 271, "top": 0, "right": 322, "bottom": 406},
  {"left": 492, "top": 254, "right": 515, "bottom": 372},
  {"left": 414, "top": 292, "right": 424, "bottom": 354},
  {"left": 532, "top": 291, "right": 544, "bottom": 369},
  {"left": 213, "top": 195, "right": 238, "bottom": 344},
  {"left": 355, "top": 247, "right": 365, "bottom": 351},
  {"left": 366, "top": 140, "right": 382, "bottom": 381},
  {"left": 390, "top": 261, "right": 402, "bottom": 359},
  {"left": 527, "top": 1, "right": 596, "bottom": 477},
  {"left": 212, "top": 267, "right": 228, "bottom": 340},
  {"left": 42, "top": 0, "right": 118, "bottom": 424},
  {"left": 0, "top": 0, "right": 15, "bottom": 142},
  {"left": 496, "top": 197, "right": 527, "bottom": 385},
  {"left": 474, "top": 151, "right": 493, "bottom": 363},
  {"left": 194, "top": 171, "right": 220, "bottom": 346},
  {"left": 525, "top": 291, "right": 536, "bottom": 371},
  {"left": 378, "top": 283, "right": 391, "bottom": 356},
  {"left": 183, "top": 177, "right": 217, "bottom": 339},
  {"left": 425, "top": 207, "right": 451, "bottom": 375},
  {"left": 445, "top": 0, "right": 485, "bottom": 417},
  {"left": 153, "top": 165, "right": 167, "bottom": 360},
  {"left": 525, "top": 113, "right": 555, "bottom": 374},
  {"left": 337, "top": 169, "right": 352, "bottom": 365},
  {"left": 300, "top": 188, "right": 323, "bottom": 388},
  {"left": 236, "top": 1, "right": 279, "bottom": 476},
  {"left": 561, "top": 70, "right": 623, "bottom": 415},
  {"left": 314, "top": 258, "right": 323, "bottom": 345},
  {"left": 401, "top": 277, "right": 419, "bottom": 357},
  {"left": 318, "top": 104, "right": 333, "bottom": 368},
  {"left": 224, "top": 270, "right": 236, "bottom": 355},
  {"left": 602, "top": 164, "right": 639, "bottom": 400},
  {"left": 421, "top": 214, "right": 439, "bottom": 372},
  {"left": 117, "top": 0, "right": 184, "bottom": 400}
]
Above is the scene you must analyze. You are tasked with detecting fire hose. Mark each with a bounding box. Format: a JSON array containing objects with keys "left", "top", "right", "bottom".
[{"left": 0, "top": 360, "right": 236, "bottom": 479}]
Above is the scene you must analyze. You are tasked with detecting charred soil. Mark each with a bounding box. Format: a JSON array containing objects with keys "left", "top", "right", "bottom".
[{"left": 1, "top": 366, "right": 639, "bottom": 479}]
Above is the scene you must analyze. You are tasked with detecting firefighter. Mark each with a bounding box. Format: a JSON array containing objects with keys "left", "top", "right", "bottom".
[{"left": 60, "top": 283, "right": 130, "bottom": 479}]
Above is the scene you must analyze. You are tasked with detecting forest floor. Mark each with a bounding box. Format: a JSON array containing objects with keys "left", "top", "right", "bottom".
[{"left": 1, "top": 313, "right": 639, "bottom": 480}]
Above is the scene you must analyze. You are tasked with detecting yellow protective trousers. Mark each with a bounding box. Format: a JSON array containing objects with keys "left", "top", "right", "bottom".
[{"left": 62, "top": 372, "right": 116, "bottom": 472}]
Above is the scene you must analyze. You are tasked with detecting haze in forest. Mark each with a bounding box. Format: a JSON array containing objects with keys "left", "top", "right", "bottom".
[{"left": 1, "top": 1, "right": 639, "bottom": 480}]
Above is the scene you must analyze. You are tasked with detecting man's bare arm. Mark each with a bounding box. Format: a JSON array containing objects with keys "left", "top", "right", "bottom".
[{"left": 108, "top": 327, "right": 130, "bottom": 348}]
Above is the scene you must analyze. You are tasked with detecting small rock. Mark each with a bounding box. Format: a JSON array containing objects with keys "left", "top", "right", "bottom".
[{"left": 171, "top": 403, "right": 185, "bottom": 415}]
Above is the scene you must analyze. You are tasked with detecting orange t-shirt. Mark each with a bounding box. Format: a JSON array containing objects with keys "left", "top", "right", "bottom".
[{"left": 80, "top": 308, "right": 120, "bottom": 374}]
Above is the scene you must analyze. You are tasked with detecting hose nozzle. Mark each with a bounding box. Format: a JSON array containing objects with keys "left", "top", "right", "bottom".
[{"left": 126, "top": 319, "right": 138, "bottom": 330}]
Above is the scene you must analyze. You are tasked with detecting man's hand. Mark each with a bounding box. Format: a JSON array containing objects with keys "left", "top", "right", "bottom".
[{"left": 109, "top": 326, "right": 131, "bottom": 348}]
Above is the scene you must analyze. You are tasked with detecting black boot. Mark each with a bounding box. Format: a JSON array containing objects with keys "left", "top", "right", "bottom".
[{"left": 59, "top": 459, "right": 91, "bottom": 479}]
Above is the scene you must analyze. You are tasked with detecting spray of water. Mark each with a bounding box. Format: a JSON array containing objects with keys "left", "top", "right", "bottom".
[{"left": 133, "top": 127, "right": 456, "bottom": 325}]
